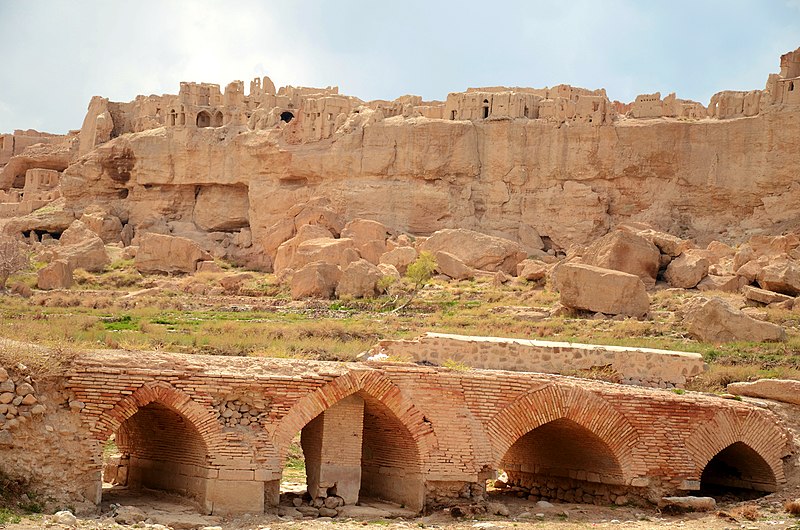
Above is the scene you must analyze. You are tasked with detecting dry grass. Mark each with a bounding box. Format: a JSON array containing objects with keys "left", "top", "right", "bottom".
[
  {"left": 0, "top": 268, "right": 798, "bottom": 390},
  {"left": 786, "top": 498, "right": 800, "bottom": 516}
]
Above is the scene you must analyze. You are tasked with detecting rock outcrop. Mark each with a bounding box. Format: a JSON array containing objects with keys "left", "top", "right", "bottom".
[
  {"left": 134, "top": 233, "right": 211, "bottom": 274},
  {"left": 419, "top": 229, "right": 526, "bottom": 274}
]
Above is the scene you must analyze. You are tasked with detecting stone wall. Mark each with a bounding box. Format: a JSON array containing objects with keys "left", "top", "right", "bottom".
[{"left": 369, "top": 332, "right": 706, "bottom": 388}]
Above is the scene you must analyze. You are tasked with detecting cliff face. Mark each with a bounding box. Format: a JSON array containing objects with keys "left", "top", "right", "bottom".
[
  {"left": 5, "top": 46, "right": 800, "bottom": 267},
  {"left": 60, "top": 104, "right": 800, "bottom": 255}
]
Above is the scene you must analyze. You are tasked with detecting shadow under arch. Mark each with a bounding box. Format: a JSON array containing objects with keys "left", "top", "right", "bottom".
[
  {"left": 95, "top": 382, "right": 228, "bottom": 512},
  {"left": 685, "top": 409, "right": 787, "bottom": 497},
  {"left": 485, "top": 384, "right": 641, "bottom": 504},
  {"left": 271, "top": 370, "right": 438, "bottom": 511}
]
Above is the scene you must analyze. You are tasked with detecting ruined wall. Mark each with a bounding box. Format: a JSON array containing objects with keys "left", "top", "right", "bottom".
[{"left": 0, "top": 349, "right": 791, "bottom": 516}]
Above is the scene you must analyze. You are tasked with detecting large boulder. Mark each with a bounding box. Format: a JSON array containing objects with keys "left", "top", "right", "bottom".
[
  {"left": 683, "top": 297, "right": 786, "bottom": 343},
  {"left": 134, "top": 233, "right": 211, "bottom": 274},
  {"left": 726, "top": 379, "right": 800, "bottom": 405},
  {"left": 434, "top": 251, "right": 474, "bottom": 281},
  {"left": 516, "top": 259, "right": 548, "bottom": 281},
  {"left": 341, "top": 219, "right": 392, "bottom": 264},
  {"left": 79, "top": 208, "right": 123, "bottom": 243},
  {"left": 742, "top": 285, "right": 794, "bottom": 305},
  {"left": 696, "top": 274, "right": 743, "bottom": 293},
  {"left": 664, "top": 250, "right": 709, "bottom": 289},
  {"left": 621, "top": 224, "right": 693, "bottom": 257},
  {"left": 379, "top": 246, "right": 417, "bottom": 275},
  {"left": 288, "top": 238, "right": 360, "bottom": 273},
  {"left": 37, "top": 259, "right": 73, "bottom": 290},
  {"left": 419, "top": 229, "right": 526, "bottom": 274},
  {"left": 554, "top": 263, "right": 650, "bottom": 317},
  {"left": 756, "top": 260, "right": 800, "bottom": 296},
  {"left": 580, "top": 230, "right": 660, "bottom": 288},
  {"left": 55, "top": 220, "right": 110, "bottom": 272},
  {"left": 336, "top": 259, "right": 384, "bottom": 298},
  {"left": 273, "top": 224, "right": 334, "bottom": 274},
  {"left": 291, "top": 261, "right": 342, "bottom": 299}
]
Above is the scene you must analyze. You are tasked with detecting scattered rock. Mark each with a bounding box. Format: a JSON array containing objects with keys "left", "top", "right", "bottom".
[
  {"left": 379, "top": 246, "right": 417, "bottom": 275},
  {"left": 683, "top": 297, "right": 786, "bottom": 343},
  {"left": 756, "top": 260, "right": 800, "bottom": 296},
  {"left": 435, "top": 250, "right": 475, "bottom": 280},
  {"left": 335, "top": 259, "right": 384, "bottom": 298},
  {"left": 134, "top": 233, "right": 211, "bottom": 274},
  {"left": 696, "top": 274, "right": 742, "bottom": 293},
  {"left": 580, "top": 229, "right": 660, "bottom": 288},
  {"left": 52, "top": 510, "right": 78, "bottom": 526},
  {"left": 727, "top": 379, "right": 800, "bottom": 405},
  {"left": 658, "top": 496, "right": 716, "bottom": 512},
  {"left": 37, "top": 259, "right": 73, "bottom": 290},
  {"left": 742, "top": 284, "right": 793, "bottom": 305},
  {"left": 291, "top": 261, "right": 342, "bottom": 299},
  {"left": 419, "top": 228, "right": 526, "bottom": 274},
  {"left": 554, "top": 263, "right": 650, "bottom": 317},
  {"left": 664, "top": 250, "right": 709, "bottom": 288},
  {"left": 516, "top": 259, "right": 548, "bottom": 281}
]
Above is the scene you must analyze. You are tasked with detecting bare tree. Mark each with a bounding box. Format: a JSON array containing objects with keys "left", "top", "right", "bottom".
[{"left": 0, "top": 235, "right": 29, "bottom": 290}]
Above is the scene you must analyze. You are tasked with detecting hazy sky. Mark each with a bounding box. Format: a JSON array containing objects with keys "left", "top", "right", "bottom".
[{"left": 1, "top": 0, "right": 799, "bottom": 134}]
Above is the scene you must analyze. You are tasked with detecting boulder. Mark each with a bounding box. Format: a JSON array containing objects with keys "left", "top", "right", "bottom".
[
  {"left": 621, "top": 224, "right": 692, "bottom": 257},
  {"left": 379, "top": 246, "right": 417, "bottom": 275},
  {"left": 554, "top": 263, "right": 650, "bottom": 317},
  {"left": 55, "top": 222, "right": 110, "bottom": 272},
  {"left": 434, "top": 251, "right": 474, "bottom": 280},
  {"left": 726, "top": 379, "right": 800, "bottom": 405},
  {"left": 696, "top": 274, "right": 742, "bottom": 293},
  {"left": 756, "top": 260, "right": 800, "bottom": 296},
  {"left": 291, "top": 262, "right": 342, "bottom": 299},
  {"left": 336, "top": 259, "right": 384, "bottom": 298},
  {"left": 79, "top": 208, "right": 123, "bottom": 243},
  {"left": 658, "top": 496, "right": 716, "bottom": 512},
  {"left": 736, "top": 259, "right": 764, "bottom": 283},
  {"left": 289, "top": 237, "right": 360, "bottom": 272},
  {"left": 419, "top": 229, "right": 526, "bottom": 274},
  {"left": 664, "top": 250, "right": 709, "bottom": 289},
  {"left": 742, "top": 285, "right": 794, "bottom": 305},
  {"left": 377, "top": 263, "right": 401, "bottom": 280},
  {"left": 273, "top": 224, "right": 335, "bottom": 274},
  {"left": 683, "top": 297, "right": 786, "bottom": 343},
  {"left": 580, "top": 230, "right": 660, "bottom": 288},
  {"left": 341, "top": 218, "right": 392, "bottom": 264},
  {"left": 516, "top": 259, "right": 548, "bottom": 281},
  {"left": 134, "top": 233, "right": 211, "bottom": 274},
  {"left": 37, "top": 259, "right": 73, "bottom": 290},
  {"left": 518, "top": 223, "right": 545, "bottom": 252}
]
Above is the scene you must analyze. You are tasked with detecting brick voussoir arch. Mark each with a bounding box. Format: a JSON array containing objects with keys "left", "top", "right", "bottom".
[
  {"left": 272, "top": 369, "right": 438, "bottom": 467},
  {"left": 486, "top": 383, "right": 641, "bottom": 481},
  {"left": 684, "top": 408, "right": 788, "bottom": 484},
  {"left": 91, "top": 381, "right": 226, "bottom": 454}
]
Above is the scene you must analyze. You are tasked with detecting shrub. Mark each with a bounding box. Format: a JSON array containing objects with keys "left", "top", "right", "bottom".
[{"left": 0, "top": 235, "right": 29, "bottom": 290}]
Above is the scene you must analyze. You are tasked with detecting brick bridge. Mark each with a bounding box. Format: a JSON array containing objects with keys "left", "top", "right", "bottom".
[{"left": 54, "top": 351, "right": 792, "bottom": 515}]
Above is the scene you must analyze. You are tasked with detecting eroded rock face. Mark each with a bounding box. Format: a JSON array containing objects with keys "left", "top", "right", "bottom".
[
  {"left": 683, "top": 297, "right": 786, "bottom": 343},
  {"left": 554, "top": 263, "right": 650, "bottom": 317}
]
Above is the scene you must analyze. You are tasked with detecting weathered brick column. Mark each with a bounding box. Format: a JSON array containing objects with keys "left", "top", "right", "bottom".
[{"left": 301, "top": 394, "right": 364, "bottom": 504}]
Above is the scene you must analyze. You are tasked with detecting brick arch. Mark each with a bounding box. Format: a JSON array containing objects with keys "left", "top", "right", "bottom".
[
  {"left": 486, "top": 383, "right": 641, "bottom": 481},
  {"left": 684, "top": 408, "right": 787, "bottom": 485},
  {"left": 272, "top": 370, "right": 438, "bottom": 466},
  {"left": 93, "top": 381, "right": 226, "bottom": 454}
]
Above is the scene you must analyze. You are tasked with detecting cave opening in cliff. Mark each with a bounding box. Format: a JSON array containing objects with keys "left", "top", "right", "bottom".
[{"left": 280, "top": 111, "right": 294, "bottom": 123}]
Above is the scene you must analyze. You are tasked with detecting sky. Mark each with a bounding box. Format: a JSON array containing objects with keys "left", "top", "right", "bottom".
[{"left": 1, "top": 0, "right": 799, "bottom": 134}]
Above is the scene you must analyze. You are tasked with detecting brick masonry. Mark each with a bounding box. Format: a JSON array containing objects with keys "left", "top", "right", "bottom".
[{"left": 0, "top": 348, "right": 793, "bottom": 515}]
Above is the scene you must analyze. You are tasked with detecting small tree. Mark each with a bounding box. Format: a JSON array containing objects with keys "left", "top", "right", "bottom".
[
  {"left": 0, "top": 235, "right": 29, "bottom": 291},
  {"left": 389, "top": 251, "right": 437, "bottom": 312}
]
